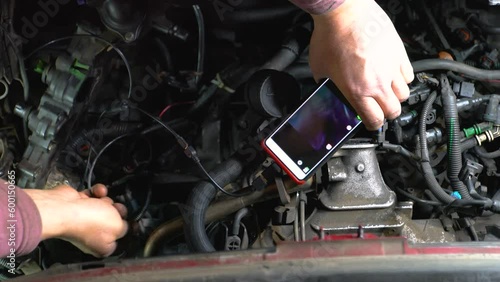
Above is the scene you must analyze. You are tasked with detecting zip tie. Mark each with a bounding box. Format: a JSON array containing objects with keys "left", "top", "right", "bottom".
[{"left": 211, "top": 73, "right": 235, "bottom": 93}]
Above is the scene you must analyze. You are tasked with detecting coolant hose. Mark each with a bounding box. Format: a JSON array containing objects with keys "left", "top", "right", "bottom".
[
  {"left": 474, "top": 146, "right": 500, "bottom": 159},
  {"left": 440, "top": 75, "right": 473, "bottom": 200},
  {"left": 183, "top": 157, "right": 244, "bottom": 252},
  {"left": 419, "top": 91, "right": 456, "bottom": 204},
  {"left": 412, "top": 59, "right": 500, "bottom": 80},
  {"left": 260, "top": 25, "right": 310, "bottom": 71}
]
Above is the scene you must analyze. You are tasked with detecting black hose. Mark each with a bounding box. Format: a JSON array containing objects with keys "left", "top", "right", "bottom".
[
  {"left": 260, "top": 25, "right": 310, "bottom": 71},
  {"left": 183, "top": 157, "right": 244, "bottom": 252},
  {"left": 412, "top": 59, "right": 500, "bottom": 81},
  {"left": 223, "top": 5, "right": 298, "bottom": 23},
  {"left": 440, "top": 75, "right": 473, "bottom": 200},
  {"left": 469, "top": 14, "right": 500, "bottom": 35},
  {"left": 154, "top": 38, "right": 174, "bottom": 72},
  {"left": 419, "top": 91, "right": 456, "bottom": 204},
  {"left": 474, "top": 146, "right": 500, "bottom": 159},
  {"left": 285, "top": 63, "right": 313, "bottom": 80},
  {"left": 68, "top": 123, "right": 141, "bottom": 152},
  {"left": 461, "top": 138, "right": 478, "bottom": 152}
]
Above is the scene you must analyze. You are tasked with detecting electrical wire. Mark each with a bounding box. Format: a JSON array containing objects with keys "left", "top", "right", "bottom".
[
  {"left": 25, "top": 34, "right": 133, "bottom": 99},
  {"left": 194, "top": 161, "right": 255, "bottom": 197},
  {"left": 394, "top": 187, "right": 443, "bottom": 206},
  {"left": 159, "top": 101, "right": 195, "bottom": 118},
  {"left": 133, "top": 185, "right": 152, "bottom": 221},
  {"left": 193, "top": 5, "right": 205, "bottom": 86},
  {"left": 86, "top": 133, "right": 133, "bottom": 189},
  {"left": 0, "top": 26, "right": 30, "bottom": 101},
  {"left": 130, "top": 104, "right": 253, "bottom": 198}
]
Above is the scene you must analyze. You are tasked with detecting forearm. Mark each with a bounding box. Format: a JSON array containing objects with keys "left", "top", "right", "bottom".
[
  {"left": 0, "top": 180, "right": 42, "bottom": 258},
  {"left": 290, "top": 0, "right": 346, "bottom": 14}
]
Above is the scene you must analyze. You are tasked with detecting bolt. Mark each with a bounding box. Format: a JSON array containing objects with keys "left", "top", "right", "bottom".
[
  {"left": 355, "top": 163, "right": 365, "bottom": 172},
  {"left": 124, "top": 32, "right": 135, "bottom": 42}
]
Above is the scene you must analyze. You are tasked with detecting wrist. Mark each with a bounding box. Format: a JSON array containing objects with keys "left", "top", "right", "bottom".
[{"left": 24, "top": 189, "right": 71, "bottom": 240}]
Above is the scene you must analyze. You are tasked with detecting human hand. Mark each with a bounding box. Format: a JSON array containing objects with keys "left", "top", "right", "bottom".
[
  {"left": 309, "top": 0, "right": 414, "bottom": 130},
  {"left": 25, "top": 184, "right": 128, "bottom": 258}
]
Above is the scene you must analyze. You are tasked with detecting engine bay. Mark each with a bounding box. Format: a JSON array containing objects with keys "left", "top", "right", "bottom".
[{"left": 3, "top": 0, "right": 500, "bottom": 279}]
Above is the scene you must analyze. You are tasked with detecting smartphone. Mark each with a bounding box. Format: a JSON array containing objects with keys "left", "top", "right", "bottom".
[{"left": 262, "top": 79, "right": 362, "bottom": 184}]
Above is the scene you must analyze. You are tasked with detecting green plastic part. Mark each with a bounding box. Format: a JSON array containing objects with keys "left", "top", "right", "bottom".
[{"left": 34, "top": 60, "right": 46, "bottom": 74}]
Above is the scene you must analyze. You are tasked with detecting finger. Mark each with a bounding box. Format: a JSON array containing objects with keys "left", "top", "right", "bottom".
[
  {"left": 91, "top": 184, "right": 108, "bottom": 198},
  {"left": 99, "top": 196, "right": 114, "bottom": 205},
  {"left": 401, "top": 57, "right": 415, "bottom": 84},
  {"left": 80, "top": 189, "right": 91, "bottom": 198},
  {"left": 375, "top": 89, "right": 402, "bottom": 121},
  {"left": 100, "top": 242, "right": 117, "bottom": 258},
  {"left": 113, "top": 203, "right": 128, "bottom": 219},
  {"left": 117, "top": 220, "right": 129, "bottom": 239},
  {"left": 353, "top": 97, "right": 385, "bottom": 131},
  {"left": 392, "top": 75, "right": 410, "bottom": 102}
]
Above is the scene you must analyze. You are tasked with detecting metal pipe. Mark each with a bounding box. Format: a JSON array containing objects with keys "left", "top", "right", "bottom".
[
  {"left": 300, "top": 197, "right": 306, "bottom": 241},
  {"left": 143, "top": 178, "right": 313, "bottom": 257}
]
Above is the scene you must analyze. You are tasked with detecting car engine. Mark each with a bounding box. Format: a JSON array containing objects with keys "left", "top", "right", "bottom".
[{"left": 3, "top": 0, "right": 500, "bottom": 279}]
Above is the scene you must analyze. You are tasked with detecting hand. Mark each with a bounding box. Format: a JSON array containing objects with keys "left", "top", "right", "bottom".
[
  {"left": 309, "top": 0, "right": 414, "bottom": 130},
  {"left": 25, "top": 184, "right": 128, "bottom": 258}
]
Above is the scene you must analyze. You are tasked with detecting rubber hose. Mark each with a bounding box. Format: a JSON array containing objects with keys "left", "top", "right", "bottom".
[
  {"left": 419, "top": 91, "right": 456, "bottom": 204},
  {"left": 154, "top": 38, "right": 174, "bottom": 72},
  {"left": 224, "top": 6, "right": 298, "bottom": 23},
  {"left": 440, "top": 75, "right": 473, "bottom": 200},
  {"left": 183, "top": 157, "right": 244, "bottom": 252},
  {"left": 474, "top": 146, "right": 500, "bottom": 159},
  {"left": 69, "top": 123, "right": 141, "bottom": 152},
  {"left": 461, "top": 138, "right": 478, "bottom": 152},
  {"left": 484, "top": 95, "right": 500, "bottom": 122},
  {"left": 285, "top": 63, "right": 313, "bottom": 80},
  {"left": 412, "top": 59, "right": 500, "bottom": 80},
  {"left": 469, "top": 14, "right": 500, "bottom": 35},
  {"left": 260, "top": 25, "right": 310, "bottom": 71}
]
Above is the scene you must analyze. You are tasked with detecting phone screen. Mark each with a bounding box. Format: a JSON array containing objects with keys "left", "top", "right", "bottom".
[{"left": 264, "top": 80, "right": 362, "bottom": 181}]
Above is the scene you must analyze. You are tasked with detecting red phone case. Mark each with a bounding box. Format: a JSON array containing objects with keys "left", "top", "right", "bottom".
[{"left": 261, "top": 139, "right": 306, "bottom": 185}]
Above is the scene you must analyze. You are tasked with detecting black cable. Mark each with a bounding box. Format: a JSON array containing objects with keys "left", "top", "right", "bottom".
[
  {"left": 0, "top": 26, "right": 29, "bottom": 101},
  {"left": 129, "top": 105, "right": 253, "bottom": 198},
  {"left": 86, "top": 133, "right": 133, "bottom": 189},
  {"left": 133, "top": 185, "right": 152, "bottom": 221},
  {"left": 25, "top": 34, "right": 133, "bottom": 99},
  {"left": 394, "top": 187, "right": 443, "bottom": 206},
  {"left": 193, "top": 5, "right": 205, "bottom": 86}
]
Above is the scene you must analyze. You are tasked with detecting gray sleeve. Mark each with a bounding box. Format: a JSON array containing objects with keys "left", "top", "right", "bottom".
[
  {"left": 289, "top": 0, "right": 346, "bottom": 14},
  {"left": 0, "top": 180, "right": 42, "bottom": 258}
]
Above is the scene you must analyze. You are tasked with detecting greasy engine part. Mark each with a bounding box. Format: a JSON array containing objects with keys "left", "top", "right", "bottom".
[
  {"left": 7, "top": 0, "right": 500, "bottom": 279},
  {"left": 13, "top": 34, "right": 107, "bottom": 188},
  {"left": 90, "top": 0, "right": 146, "bottom": 42},
  {"left": 318, "top": 143, "right": 396, "bottom": 210},
  {"left": 143, "top": 177, "right": 313, "bottom": 257},
  {"left": 270, "top": 143, "right": 414, "bottom": 241}
]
